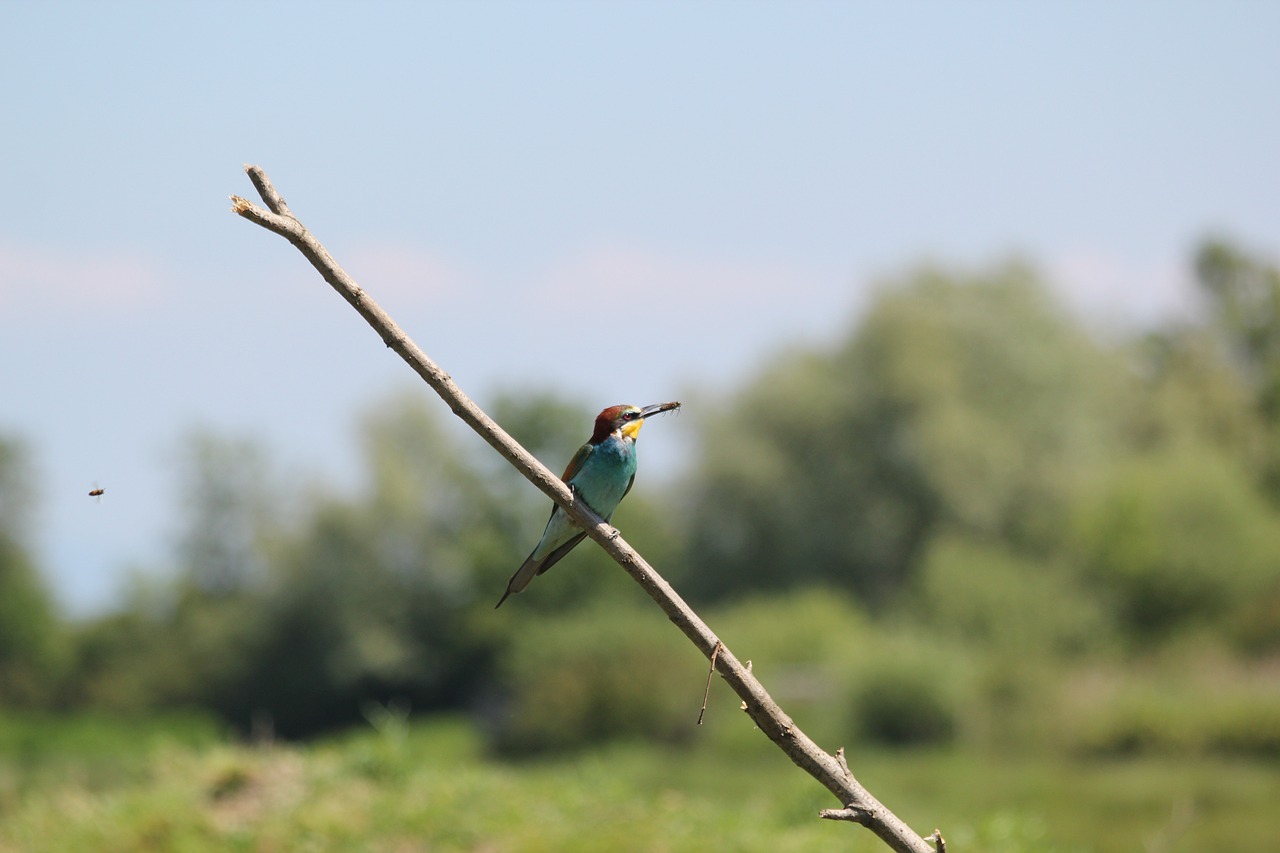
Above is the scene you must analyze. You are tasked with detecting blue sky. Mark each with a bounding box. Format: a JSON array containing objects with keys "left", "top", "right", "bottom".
[{"left": 2, "top": 1, "right": 1277, "bottom": 615}]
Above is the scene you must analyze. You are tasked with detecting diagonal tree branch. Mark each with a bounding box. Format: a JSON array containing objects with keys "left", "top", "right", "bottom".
[{"left": 230, "top": 164, "right": 937, "bottom": 853}]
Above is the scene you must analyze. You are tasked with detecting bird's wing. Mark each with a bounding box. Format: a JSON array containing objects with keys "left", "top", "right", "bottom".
[
  {"left": 493, "top": 441, "right": 599, "bottom": 608},
  {"left": 493, "top": 527, "right": 589, "bottom": 608},
  {"left": 534, "top": 530, "right": 588, "bottom": 576},
  {"left": 495, "top": 507, "right": 577, "bottom": 607},
  {"left": 561, "top": 442, "right": 594, "bottom": 483}
]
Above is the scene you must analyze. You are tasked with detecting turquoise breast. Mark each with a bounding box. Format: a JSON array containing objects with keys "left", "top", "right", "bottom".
[{"left": 572, "top": 435, "right": 637, "bottom": 519}]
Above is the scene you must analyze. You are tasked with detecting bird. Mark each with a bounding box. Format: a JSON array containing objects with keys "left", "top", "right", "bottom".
[{"left": 496, "top": 401, "right": 680, "bottom": 608}]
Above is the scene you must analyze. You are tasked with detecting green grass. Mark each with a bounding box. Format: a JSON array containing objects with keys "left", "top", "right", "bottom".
[{"left": 0, "top": 714, "right": 1274, "bottom": 852}]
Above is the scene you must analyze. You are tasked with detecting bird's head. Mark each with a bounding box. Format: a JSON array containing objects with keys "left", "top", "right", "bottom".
[{"left": 591, "top": 401, "right": 681, "bottom": 443}]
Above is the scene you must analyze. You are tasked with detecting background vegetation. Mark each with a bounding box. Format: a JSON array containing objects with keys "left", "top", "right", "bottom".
[{"left": 2, "top": 238, "right": 1278, "bottom": 850}]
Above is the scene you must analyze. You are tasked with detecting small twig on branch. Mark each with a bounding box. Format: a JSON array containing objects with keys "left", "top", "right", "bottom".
[
  {"left": 820, "top": 806, "right": 870, "bottom": 824},
  {"left": 926, "top": 829, "right": 947, "bottom": 853},
  {"left": 230, "top": 165, "right": 938, "bottom": 853},
  {"left": 697, "top": 641, "right": 723, "bottom": 725},
  {"left": 836, "top": 746, "right": 854, "bottom": 781}
]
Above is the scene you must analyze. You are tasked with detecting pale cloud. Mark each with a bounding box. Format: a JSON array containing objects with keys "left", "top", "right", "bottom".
[
  {"left": 493, "top": 242, "right": 857, "bottom": 389},
  {"left": 343, "top": 241, "right": 474, "bottom": 303},
  {"left": 0, "top": 242, "right": 166, "bottom": 319},
  {"left": 1046, "top": 250, "right": 1200, "bottom": 328},
  {"left": 535, "top": 243, "right": 832, "bottom": 315}
]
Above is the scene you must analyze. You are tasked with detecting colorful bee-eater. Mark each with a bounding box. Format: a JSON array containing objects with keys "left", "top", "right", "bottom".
[{"left": 496, "top": 401, "right": 680, "bottom": 608}]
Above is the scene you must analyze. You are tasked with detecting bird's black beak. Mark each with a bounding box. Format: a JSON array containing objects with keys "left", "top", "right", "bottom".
[{"left": 639, "top": 401, "right": 681, "bottom": 419}]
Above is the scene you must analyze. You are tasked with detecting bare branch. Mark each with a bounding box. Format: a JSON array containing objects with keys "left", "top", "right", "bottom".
[
  {"left": 243, "top": 164, "right": 294, "bottom": 217},
  {"left": 231, "top": 165, "right": 938, "bottom": 853}
]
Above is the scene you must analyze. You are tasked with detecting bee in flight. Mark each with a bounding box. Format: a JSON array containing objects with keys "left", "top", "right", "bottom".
[{"left": 88, "top": 487, "right": 105, "bottom": 498}]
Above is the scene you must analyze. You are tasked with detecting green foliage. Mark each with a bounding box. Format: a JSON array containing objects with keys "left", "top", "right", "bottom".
[
  {"left": 850, "top": 664, "right": 958, "bottom": 746},
  {"left": 913, "top": 533, "right": 1111, "bottom": 657},
  {"left": 843, "top": 265, "right": 1124, "bottom": 540},
  {"left": 487, "top": 602, "right": 701, "bottom": 754},
  {"left": 0, "top": 435, "right": 65, "bottom": 707},
  {"left": 699, "top": 588, "right": 870, "bottom": 748},
  {"left": 60, "top": 398, "right": 502, "bottom": 734},
  {"left": 60, "top": 389, "right": 691, "bottom": 739},
  {"left": 706, "top": 590, "right": 984, "bottom": 751},
  {"left": 1071, "top": 680, "right": 1280, "bottom": 758},
  {"left": 681, "top": 343, "right": 939, "bottom": 604},
  {"left": 206, "top": 393, "right": 527, "bottom": 736},
  {"left": 62, "top": 432, "right": 283, "bottom": 716},
  {"left": 682, "top": 263, "right": 1128, "bottom": 605},
  {"left": 8, "top": 240, "right": 1280, "bottom": 853},
  {"left": 0, "top": 434, "right": 37, "bottom": 542},
  {"left": 1070, "top": 448, "right": 1280, "bottom": 642},
  {"left": 2, "top": 715, "right": 1276, "bottom": 853},
  {"left": 171, "top": 429, "right": 276, "bottom": 594},
  {"left": 1230, "top": 579, "right": 1280, "bottom": 654},
  {"left": 710, "top": 587, "right": 869, "bottom": 666},
  {"left": 1195, "top": 238, "right": 1280, "bottom": 495},
  {"left": 0, "top": 539, "right": 65, "bottom": 706},
  {"left": 39, "top": 242, "right": 1280, "bottom": 772},
  {"left": 0, "top": 710, "right": 221, "bottom": 813},
  {"left": 0, "top": 710, "right": 219, "bottom": 770},
  {"left": 1196, "top": 239, "right": 1280, "bottom": 422},
  {"left": 1127, "top": 326, "right": 1266, "bottom": 461}
]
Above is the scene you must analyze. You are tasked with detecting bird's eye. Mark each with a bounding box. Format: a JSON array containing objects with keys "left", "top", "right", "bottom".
[{"left": 623, "top": 410, "right": 638, "bottom": 421}]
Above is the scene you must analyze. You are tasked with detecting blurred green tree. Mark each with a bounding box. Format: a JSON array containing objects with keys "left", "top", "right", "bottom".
[
  {"left": 913, "top": 532, "right": 1110, "bottom": 657},
  {"left": 172, "top": 430, "right": 275, "bottom": 595},
  {"left": 1193, "top": 238, "right": 1280, "bottom": 496},
  {"left": 59, "top": 242, "right": 1280, "bottom": 749},
  {"left": 1070, "top": 447, "right": 1280, "bottom": 643},
  {"left": 63, "top": 389, "right": 684, "bottom": 736},
  {"left": 64, "top": 432, "right": 281, "bottom": 712},
  {"left": 681, "top": 263, "right": 1128, "bottom": 605},
  {"left": 209, "top": 393, "right": 521, "bottom": 736},
  {"left": 0, "top": 434, "right": 65, "bottom": 706},
  {"left": 1127, "top": 326, "right": 1265, "bottom": 463},
  {"left": 487, "top": 600, "right": 699, "bottom": 754}
]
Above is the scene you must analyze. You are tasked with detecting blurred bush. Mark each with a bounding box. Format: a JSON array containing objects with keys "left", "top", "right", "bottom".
[
  {"left": 1072, "top": 686, "right": 1280, "bottom": 758},
  {"left": 486, "top": 588, "right": 975, "bottom": 754},
  {"left": 62, "top": 395, "right": 527, "bottom": 734},
  {"left": 0, "top": 435, "right": 67, "bottom": 707},
  {"left": 1194, "top": 238, "right": 1280, "bottom": 496},
  {"left": 680, "top": 263, "right": 1129, "bottom": 607},
  {"left": 913, "top": 533, "right": 1111, "bottom": 657},
  {"left": 1070, "top": 448, "right": 1280, "bottom": 643},
  {"left": 704, "top": 588, "right": 870, "bottom": 748},
  {"left": 850, "top": 662, "right": 959, "bottom": 747},
  {"left": 655, "top": 589, "right": 979, "bottom": 751},
  {"left": 485, "top": 602, "right": 700, "bottom": 754}
]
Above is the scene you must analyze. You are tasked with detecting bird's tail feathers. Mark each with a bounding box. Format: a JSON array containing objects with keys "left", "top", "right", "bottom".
[
  {"left": 494, "top": 530, "right": 589, "bottom": 608},
  {"left": 495, "top": 553, "right": 541, "bottom": 609}
]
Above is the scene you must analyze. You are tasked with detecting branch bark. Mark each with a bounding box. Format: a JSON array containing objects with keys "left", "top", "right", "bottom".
[{"left": 230, "top": 165, "right": 937, "bottom": 853}]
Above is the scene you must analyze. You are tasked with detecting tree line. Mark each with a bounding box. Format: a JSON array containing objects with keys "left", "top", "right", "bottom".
[{"left": 1, "top": 237, "right": 1277, "bottom": 752}]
